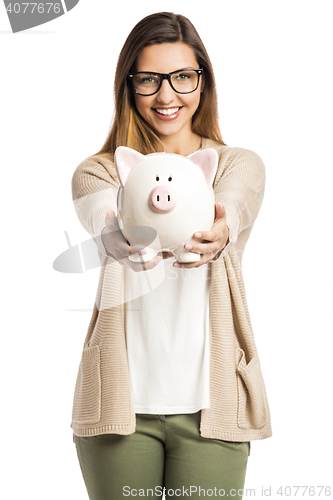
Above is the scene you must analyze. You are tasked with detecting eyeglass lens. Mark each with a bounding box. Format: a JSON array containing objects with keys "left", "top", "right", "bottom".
[{"left": 132, "top": 70, "right": 200, "bottom": 95}]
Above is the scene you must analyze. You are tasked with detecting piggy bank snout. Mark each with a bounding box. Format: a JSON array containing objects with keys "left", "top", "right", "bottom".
[{"left": 148, "top": 185, "right": 177, "bottom": 214}]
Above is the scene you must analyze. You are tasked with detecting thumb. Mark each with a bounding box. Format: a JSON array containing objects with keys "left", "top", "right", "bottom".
[
  {"left": 215, "top": 202, "right": 226, "bottom": 220},
  {"left": 105, "top": 210, "right": 115, "bottom": 226}
]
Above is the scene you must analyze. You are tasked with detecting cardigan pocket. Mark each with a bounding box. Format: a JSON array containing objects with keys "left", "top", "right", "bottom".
[
  {"left": 71, "top": 345, "right": 101, "bottom": 425},
  {"left": 236, "top": 348, "right": 269, "bottom": 430}
]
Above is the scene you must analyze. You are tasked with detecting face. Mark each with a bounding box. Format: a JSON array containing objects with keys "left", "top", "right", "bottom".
[{"left": 133, "top": 42, "right": 203, "bottom": 143}]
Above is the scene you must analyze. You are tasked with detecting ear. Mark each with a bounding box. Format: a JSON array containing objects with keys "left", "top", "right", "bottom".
[
  {"left": 114, "top": 146, "right": 145, "bottom": 187},
  {"left": 187, "top": 148, "right": 218, "bottom": 186}
]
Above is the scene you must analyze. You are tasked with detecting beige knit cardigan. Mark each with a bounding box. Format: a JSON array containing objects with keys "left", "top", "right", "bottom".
[{"left": 70, "top": 137, "right": 272, "bottom": 442}]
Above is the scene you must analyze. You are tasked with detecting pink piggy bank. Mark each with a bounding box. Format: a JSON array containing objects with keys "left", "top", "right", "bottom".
[{"left": 114, "top": 146, "right": 218, "bottom": 264}]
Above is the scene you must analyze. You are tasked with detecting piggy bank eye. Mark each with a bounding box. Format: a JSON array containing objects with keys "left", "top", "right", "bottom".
[
  {"left": 168, "top": 176, "right": 172, "bottom": 182},
  {"left": 155, "top": 176, "right": 159, "bottom": 181}
]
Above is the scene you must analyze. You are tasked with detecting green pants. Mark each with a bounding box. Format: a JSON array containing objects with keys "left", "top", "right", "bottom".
[{"left": 74, "top": 411, "right": 249, "bottom": 499}]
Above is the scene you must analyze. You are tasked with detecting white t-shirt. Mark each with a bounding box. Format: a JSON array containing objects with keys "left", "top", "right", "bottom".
[{"left": 125, "top": 256, "right": 211, "bottom": 414}]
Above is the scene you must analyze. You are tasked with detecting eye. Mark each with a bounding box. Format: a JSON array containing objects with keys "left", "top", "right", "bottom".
[
  {"left": 140, "top": 75, "right": 158, "bottom": 84},
  {"left": 156, "top": 175, "right": 159, "bottom": 181},
  {"left": 175, "top": 72, "right": 190, "bottom": 80},
  {"left": 168, "top": 176, "right": 172, "bottom": 181}
]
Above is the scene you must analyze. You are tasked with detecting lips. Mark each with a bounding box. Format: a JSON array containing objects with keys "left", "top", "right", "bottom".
[
  {"left": 155, "top": 107, "right": 180, "bottom": 116},
  {"left": 152, "top": 106, "right": 183, "bottom": 121}
]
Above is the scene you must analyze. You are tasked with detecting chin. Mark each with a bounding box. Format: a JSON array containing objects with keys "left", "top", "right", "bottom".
[{"left": 153, "top": 121, "right": 184, "bottom": 136}]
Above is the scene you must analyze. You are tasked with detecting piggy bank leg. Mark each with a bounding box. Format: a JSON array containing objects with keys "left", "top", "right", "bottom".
[
  {"left": 128, "top": 246, "right": 158, "bottom": 263},
  {"left": 173, "top": 247, "right": 201, "bottom": 263}
]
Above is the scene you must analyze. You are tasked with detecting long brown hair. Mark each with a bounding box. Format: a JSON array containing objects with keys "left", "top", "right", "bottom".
[{"left": 94, "top": 12, "right": 226, "bottom": 157}]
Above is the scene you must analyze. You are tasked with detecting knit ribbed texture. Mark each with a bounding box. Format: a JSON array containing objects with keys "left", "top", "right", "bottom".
[{"left": 70, "top": 138, "right": 272, "bottom": 441}]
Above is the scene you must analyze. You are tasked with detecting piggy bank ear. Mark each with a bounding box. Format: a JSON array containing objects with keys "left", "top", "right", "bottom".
[
  {"left": 187, "top": 149, "right": 218, "bottom": 186},
  {"left": 114, "top": 146, "right": 145, "bottom": 187}
]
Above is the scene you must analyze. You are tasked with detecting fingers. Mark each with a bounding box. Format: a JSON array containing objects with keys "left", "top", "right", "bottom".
[
  {"left": 115, "top": 240, "right": 147, "bottom": 259},
  {"left": 103, "top": 209, "right": 173, "bottom": 269},
  {"left": 129, "top": 246, "right": 148, "bottom": 256},
  {"left": 192, "top": 232, "right": 218, "bottom": 248},
  {"left": 193, "top": 226, "right": 222, "bottom": 245},
  {"left": 104, "top": 211, "right": 147, "bottom": 259},
  {"left": 122, "top": 254, "right": 163, "bottom": 273},
  {"left": 118, "top": 251, "right": 174, "bottom": 272},
  {"left": 159, "top": 251, "right": 174, "bottom": 259}
]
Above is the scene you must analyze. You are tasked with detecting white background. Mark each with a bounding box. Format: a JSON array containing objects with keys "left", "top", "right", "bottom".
[{"left": 1, "top": 1, "right": 332, "bottom": 498}]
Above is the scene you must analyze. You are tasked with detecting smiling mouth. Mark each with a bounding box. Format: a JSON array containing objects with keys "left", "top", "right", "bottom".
[{"left": 153, "top": 106, "right": 183, "bottom": 116}]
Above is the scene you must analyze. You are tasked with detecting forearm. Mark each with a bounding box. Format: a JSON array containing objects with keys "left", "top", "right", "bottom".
[
  {"left": 72, "top": 157, "right": 119, "bottom": 257},
  {"left": 211, "top": 149, "right": 266, "bottom": 261}
]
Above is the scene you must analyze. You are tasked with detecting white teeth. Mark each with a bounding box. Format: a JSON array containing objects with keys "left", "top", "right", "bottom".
[{"left": 155, "top": 107, "right": 180, "bottom": 116}]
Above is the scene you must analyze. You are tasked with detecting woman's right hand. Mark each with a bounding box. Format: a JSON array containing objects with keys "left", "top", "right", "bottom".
[{"left": 101, "top": 210, "right": 173, "bottom": 272}]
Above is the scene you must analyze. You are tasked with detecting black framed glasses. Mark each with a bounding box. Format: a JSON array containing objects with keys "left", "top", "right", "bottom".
[{"left": 128, "top": 68, "right": 203, "bottom": 96}]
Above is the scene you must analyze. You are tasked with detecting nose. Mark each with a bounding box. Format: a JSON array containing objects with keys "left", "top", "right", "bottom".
[
  {"left": 149, "top": 185, "right": 177, "bottom": 214},
  {"left": 156, "top": 79, "right": 176, "bottom": 103}
]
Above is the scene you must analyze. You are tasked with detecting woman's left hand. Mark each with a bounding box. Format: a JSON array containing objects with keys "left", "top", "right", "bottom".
[{"left": 173, "top": 202, "right": 229, "bottom": 269}]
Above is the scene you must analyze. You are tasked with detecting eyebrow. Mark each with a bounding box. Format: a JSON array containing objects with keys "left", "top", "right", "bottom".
[{"left": 134, "top": 67, "right": 198, "bottom": 73}]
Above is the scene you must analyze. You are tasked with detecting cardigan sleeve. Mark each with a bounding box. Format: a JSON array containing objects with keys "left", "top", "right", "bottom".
[
  {"left": 71, "top": 157, "right": 119, "bottom": 258},
  {"left": 211, "top": 148, "right": 266, "bottom": 261}
]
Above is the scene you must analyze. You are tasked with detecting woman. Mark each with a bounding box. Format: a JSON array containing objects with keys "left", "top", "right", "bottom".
[{"left": 71, "top": 11, "right": 272, "bottom": 500}]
